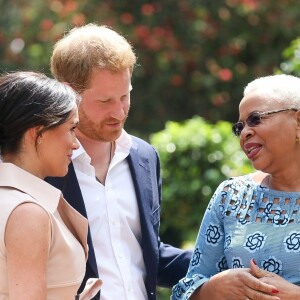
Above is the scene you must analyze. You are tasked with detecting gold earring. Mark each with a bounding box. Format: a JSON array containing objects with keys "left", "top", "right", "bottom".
[
  {"left": 296, "top": 137, "right": 300, "bottom": 143},
  {"left": 37, "top": 138, "right": 43, "bottom": 145}
]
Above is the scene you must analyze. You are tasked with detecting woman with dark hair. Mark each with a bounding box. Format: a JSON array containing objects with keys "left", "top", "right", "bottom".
[{"left": 0, "top": 72, "right": 101, "bottom": 300}]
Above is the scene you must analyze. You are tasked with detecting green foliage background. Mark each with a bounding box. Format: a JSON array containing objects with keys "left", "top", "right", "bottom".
[
  {"left": 2, "top": 1, "right": 300, "bottom": 298},
  {"left": 281, "top": 38, "right": 300, "bottom": 76}
]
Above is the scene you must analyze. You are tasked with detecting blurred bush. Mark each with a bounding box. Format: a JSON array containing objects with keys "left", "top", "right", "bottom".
[{"left": 280, "top": 37, "right": 300, "bottom": 76}]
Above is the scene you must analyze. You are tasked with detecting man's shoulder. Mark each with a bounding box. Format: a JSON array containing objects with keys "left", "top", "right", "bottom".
[
  {"left": 130, "top": 134, "right": 150, "bottom": 146},
  {"left": 130, "top": 135, "right": 157, "bottom": 153},
  {"left": 129, "top": 135, "right": 159, "bottom": 162}
]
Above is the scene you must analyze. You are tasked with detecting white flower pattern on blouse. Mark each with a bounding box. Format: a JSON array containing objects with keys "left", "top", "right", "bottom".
[
  {"left": 243, "top": 231, "right": 267, "bottom": 253},
  {"left": 171, "top": 174, "right": 300, "bottom": 300}
]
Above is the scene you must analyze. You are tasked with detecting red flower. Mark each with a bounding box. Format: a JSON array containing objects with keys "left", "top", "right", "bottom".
[
  {"left": 135, "top": 25, "right": 150, "bottom": 39},
  {"left": 218, "top": 68, "right": 233, "bottom": 81},
  {"left": 170, "top": 75, "right": 184, "bottom": 86},
  {"left": 72, "top": 14, "right": 86, "bottom": 26},
  {"left": 141, "top": 4, "right": 155, "bottom": 16},
  {"left": 40, "top": 19, "right": 53, "bottom": 31},
  {"left": 120, "top": 13, "right": 134, "bottom": 24}
]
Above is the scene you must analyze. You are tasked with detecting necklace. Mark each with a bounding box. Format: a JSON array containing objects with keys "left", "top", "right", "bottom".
[
  {"left": 108, "top": 141, "right": 113, "bottom": 165},
  {"left": 95, "top": 141, "right": 113, "bottom": 184}
]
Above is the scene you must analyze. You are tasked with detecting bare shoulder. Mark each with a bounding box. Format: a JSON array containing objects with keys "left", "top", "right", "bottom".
[
  {"left": 5, "top": 202, "right": 51, "bottom": 246},
  {"left": 5, "top": 202, "right": 51, "bottom": 299},
  {"left": 7, "top": 202, "right": 50, "bottom": 228}
]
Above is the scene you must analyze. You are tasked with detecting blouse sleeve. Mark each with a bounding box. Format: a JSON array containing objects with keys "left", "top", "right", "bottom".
[{"left": 171, "top": 179, "right": 232, "bottom": 300}]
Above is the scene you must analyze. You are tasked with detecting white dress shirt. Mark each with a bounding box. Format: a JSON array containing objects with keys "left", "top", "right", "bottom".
[{"left": 72, "top": 130, "right": 147, "bottom": 300}]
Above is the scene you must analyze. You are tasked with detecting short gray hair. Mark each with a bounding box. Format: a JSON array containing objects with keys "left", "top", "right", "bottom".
[{"left": 244, "top": 74, "right": 300, "bottom": 108}]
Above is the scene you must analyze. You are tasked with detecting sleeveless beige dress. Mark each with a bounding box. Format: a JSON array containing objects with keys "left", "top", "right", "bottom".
[{"left": 0, "top": 163, "right": 88, "bottom": 300}]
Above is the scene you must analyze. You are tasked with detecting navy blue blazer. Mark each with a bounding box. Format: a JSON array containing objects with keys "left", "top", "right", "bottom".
[{"left": 46, "top": 136, "right": 192, "bottom": 300}]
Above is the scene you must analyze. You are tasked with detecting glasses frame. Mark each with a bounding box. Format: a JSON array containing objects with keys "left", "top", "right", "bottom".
[{"left": 232, "top": 108, "right": 298, "bottom": 137}]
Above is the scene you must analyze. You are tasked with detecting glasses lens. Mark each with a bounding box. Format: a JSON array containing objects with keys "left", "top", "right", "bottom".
[
  {"left": 232, "top": 122, "right": 244, "bottom": 136},
  {"left": 247, "top": 113, "right": 261, "bottom": 126}
]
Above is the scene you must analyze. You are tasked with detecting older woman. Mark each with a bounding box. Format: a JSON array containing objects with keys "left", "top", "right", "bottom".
[{"left": 172, "top": 74, "right": 300, "bottom": 300}]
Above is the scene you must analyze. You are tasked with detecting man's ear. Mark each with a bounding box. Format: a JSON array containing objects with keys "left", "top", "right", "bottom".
[
  {"left": 62, "top": 81, "right": 83, "bottom": 95},
  {"left": 63, "top": 81, "right": 71, "bottom": 87},
  {"left": 63, "top": 81, "right": 77, "bottom": 92}
]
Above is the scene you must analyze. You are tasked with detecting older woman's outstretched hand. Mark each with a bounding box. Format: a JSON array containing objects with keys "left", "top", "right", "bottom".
[
  {"left": 190, "top": 267, "right": 281, "bottom": 300},
  {"left": 250, "top": 258, "right": 300, "bottom": 300}
]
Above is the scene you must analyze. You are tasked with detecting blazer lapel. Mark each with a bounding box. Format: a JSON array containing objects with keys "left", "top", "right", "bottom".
[{"left": 127, "top": 143, "right": 153, "bottom": 230}]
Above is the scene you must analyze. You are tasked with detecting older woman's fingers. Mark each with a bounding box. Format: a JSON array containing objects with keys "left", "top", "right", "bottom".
[
  {"left": 250, "top": 259, "right": 272, "bottom": 279},
  {"left": 240, "top": 271, "right": 279, "bottom": 297},
  {"left": 247, "top": 288, "right": 281, "bottom": 300}
]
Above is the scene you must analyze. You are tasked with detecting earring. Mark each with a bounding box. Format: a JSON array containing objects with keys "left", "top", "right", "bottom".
[
  {"left": 296, "top": 137, "right": 300, "bottom": 143},
  {"left": 37, "top": 138, "right": 43, "bottom": 145}
]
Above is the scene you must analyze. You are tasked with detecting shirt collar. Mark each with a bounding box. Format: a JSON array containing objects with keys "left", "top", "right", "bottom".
[
  {"left": 115, "top": 129, "right": 132, "bottom": 154},
  {"left": 72, "top": 139, "right": 86, "bottom": 160},
  {"left": 72, "top": 129, "right": 132, "bottom": 161},
  {"left": 0, "top": 163, "right": 61, "bottom": 213}
]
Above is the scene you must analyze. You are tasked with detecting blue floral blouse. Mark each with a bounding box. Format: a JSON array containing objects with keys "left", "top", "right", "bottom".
[{"left": 171, "top": 174, "right": 300, "bottom": 299}]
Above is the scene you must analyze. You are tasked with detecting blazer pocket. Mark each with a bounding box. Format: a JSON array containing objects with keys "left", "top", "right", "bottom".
[{"left": 152, "top": 205, "right": 161, "bottom": 225}]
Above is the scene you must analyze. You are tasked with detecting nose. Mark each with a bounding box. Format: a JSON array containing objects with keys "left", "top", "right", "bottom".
[
  {"left": 73, "top": 138, "right": 80, "bottom": 150},
  {"left": 240, "top": 124, "right": 254, "bottom": 140},
  {"left": 111, "top": 100, "right": 127, "bottom": 120}
]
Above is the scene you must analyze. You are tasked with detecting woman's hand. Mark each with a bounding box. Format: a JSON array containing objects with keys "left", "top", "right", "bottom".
[
  {"left": 250, "top": 258, "right": 300, "bottom": 300},
  {"left": 190, "top": 267, "right": 281, "bottom": 300},
  {"left": 78, "top": 278, "right": 102, "bottom": 300}
]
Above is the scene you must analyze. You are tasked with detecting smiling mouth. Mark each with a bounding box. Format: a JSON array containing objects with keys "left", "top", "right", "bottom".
[
  {"left": 245, "top": 145, "right": 262, "bottom": 159},
  {"left": 246, "top": 146, "right": 257, "bottom": 154}
]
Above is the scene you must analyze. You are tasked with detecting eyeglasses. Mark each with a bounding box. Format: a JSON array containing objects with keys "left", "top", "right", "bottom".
[{"left": 232, "top": 108, "right": 298, "bottom": 137}]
